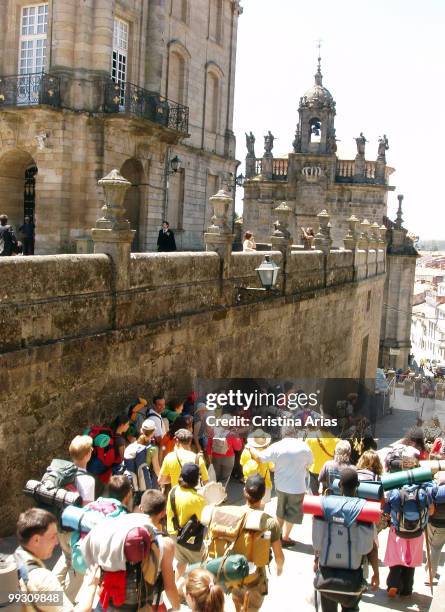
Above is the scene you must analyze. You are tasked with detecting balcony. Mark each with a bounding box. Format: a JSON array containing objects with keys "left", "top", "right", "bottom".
[
  {"left": 103, "top": 80, "right": 189, "bottom": 135},
  {"left": 0, "top": 72, "right": 61, "bottom": 108}
]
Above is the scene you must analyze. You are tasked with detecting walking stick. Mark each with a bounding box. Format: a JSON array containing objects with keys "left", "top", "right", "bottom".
[
  {"left": 241, "top": 591, "right": 250, "bottom": 612},
  {"left": 314, "top": 588, "right": 319, "bottom": 612},
  {"left": 425, "top": 527, "right": 434, "bottom": 596}
]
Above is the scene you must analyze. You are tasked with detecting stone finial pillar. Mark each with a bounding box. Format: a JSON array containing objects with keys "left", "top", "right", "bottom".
[
  {"left": 343, "top": 215, "right": 360, "bottom": 250},
  {"left": 91, "top": 169, "right": 135, "bottom": 291},
  {"left": 204, "top": 189, "right": 234, "bottom": 277},
  {"left": 370, "top": 222, "right": 380, "bottom": 249},
  {"left": 379, "top": 224, "right": 387, "bottom": 247},
  {"left": 358, "top": 219, "right": 371, "bottom": 250},
  {"left": 271, "top": 202, "right": 292, "bottom": 251},
  {"left": 270, "top": 202, "right": 292, "bottom": 294},
  {"left": 314, "top": 210, "right": 332, "bottom": 254}
]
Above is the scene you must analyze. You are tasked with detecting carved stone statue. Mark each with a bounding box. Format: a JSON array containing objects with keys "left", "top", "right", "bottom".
[
  {"left": 245, "top": 131, "right": 255, "bottom": 157},
  {"left": 378, "top": 134, "right": 389, "bottom": 158},
  {"left": 355, "top": 132, "right": 367, "bottom": 156},
  {"left": 292, "top": 124, "right": 301, "bottom": 153},
  {"left": 264, "top": 131, "right": 275, "bottom": 156}
]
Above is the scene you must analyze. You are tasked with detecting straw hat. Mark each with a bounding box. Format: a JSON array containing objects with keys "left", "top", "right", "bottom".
[{"left": 247, "top": 429, "right": 271, "bottom": 449}]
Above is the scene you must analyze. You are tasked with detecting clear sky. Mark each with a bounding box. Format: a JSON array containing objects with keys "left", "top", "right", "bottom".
[{"left": 233, "top": 0, "right": 445, "bottom": 240}]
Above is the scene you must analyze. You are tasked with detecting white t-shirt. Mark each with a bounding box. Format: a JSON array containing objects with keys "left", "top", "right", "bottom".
[
  {"left": 259, "top": 437, "right": 313, "bottom": 494},
  {"left": 147, "top": 409, "right": 166, "bottom": 439},
  {"left": 75, "top": 472, "right": 95, "bottom": 505}
]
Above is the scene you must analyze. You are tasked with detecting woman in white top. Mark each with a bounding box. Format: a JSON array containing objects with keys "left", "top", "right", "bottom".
[{"left": 243, "top": 231, "right": 256, "bottom": 252}]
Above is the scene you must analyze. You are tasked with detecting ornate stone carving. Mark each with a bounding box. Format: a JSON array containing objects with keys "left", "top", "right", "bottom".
[
  {"left": 35, "top": 132, "right": 49, "bottom": 150},
  {"left": 343, "top": 215, "right": 360, "bottom": 250},
  {"left": 263, "top": 131, "right": 274, "bottom": 157},
  {"left": 314, "top": 209, "right": 332, "bottom": 253},
  {"left": 245, "top": 131, "right": 255, "bottom": 157},
  {"left": 377, "top": 134, "right": 389, "bottom": 161},
  {"left": 207, "top": 188, "right": 232, "bottom": 234},
  {"left": 355, "top": 132, "right": 367, "bottom": 156},
  {"left": 272, "top": 202, "right": 291, "bottom": 240},
  {"left": 95, "top": 169, "right": 132, "bottom": 231},
  {"left": 302, "top": 166, "right": 323, "bottom": 179}
]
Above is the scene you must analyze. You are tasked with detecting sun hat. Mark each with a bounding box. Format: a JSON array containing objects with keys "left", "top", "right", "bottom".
[
  {"left": 247, "top": 429, "right": 271, "bottom": 449},
  {"left": 141, "top": 419, "right": 156, "bottom": 432}
]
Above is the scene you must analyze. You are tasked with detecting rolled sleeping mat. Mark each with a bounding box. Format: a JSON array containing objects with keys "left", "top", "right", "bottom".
[
  {"left": 302, "top": 495, "right": 381, "bottom": 524},
  {"left": 61, "top": 505, "right": 102, "bottom": 533},
  {"left": 0, "top": 554, "right": 21, "bottom": 610},
  {"left": 23, "top": 480, "right": 82, "bottom": 509},
  {"left": 381, "top": 467, "right": 433, "bottom": 491},
  {"left": 188, "top": 554, "right": 250, "bottom": 584},
  {"left": 420, "top": 460, "right": 445, "bottom": 474},
  {"left": 332, "top": 479, "right": 383, "bottom": 501}
]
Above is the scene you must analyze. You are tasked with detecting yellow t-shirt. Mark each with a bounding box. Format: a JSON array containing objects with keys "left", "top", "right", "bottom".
[
  {"left": 240, "top": 447, "right": 273, "bottom": 489},
  {"left": 306, "top": 434, "right": 339, "bottom": 474},
  {"left": 159, "top": 448, "right": 209, "bottom": 486},
  {"left": 166, "top": 486, "right": 206, "bottom": 535}
]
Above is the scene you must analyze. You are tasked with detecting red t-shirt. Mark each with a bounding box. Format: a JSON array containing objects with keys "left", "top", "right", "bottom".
[{"left": 207, "top": 435, "right": 243, "bottom": 458}]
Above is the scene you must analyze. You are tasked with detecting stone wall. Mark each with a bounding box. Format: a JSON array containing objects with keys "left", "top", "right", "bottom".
[{"left": 0, "top": 245, "right": 385, "bottom": 533}]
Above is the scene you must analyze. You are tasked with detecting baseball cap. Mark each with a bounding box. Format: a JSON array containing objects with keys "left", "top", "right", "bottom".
[
  {"left": 141, "top": 419, "right": 156, "bottom": 432},
  {"left": 180, "top": 463, "right": 200, "bottom": 487}
]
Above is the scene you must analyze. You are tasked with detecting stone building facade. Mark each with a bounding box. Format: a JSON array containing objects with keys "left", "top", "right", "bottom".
[
  {"left": 243, "top": 59, "right": 395, "bottom": 246},
  {"left": 0, "top": 0, "right": 241, "bottom": 253},
  {"left": 242, "top": 59, "right": 418, "bottom": 368}
]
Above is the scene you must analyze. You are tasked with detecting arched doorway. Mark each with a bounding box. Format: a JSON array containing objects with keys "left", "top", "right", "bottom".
[
  {"left": 0, "top": 149, "right": 37, "bottom": 233},
  {"left": 120, "top": 158, "right": 144, "bottom": 252}
]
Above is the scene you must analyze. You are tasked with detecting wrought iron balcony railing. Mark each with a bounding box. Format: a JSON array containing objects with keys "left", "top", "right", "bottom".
[
  {"left": 0, "top": 72, "right": 61, "bottom": 108},
  {"left": 104, "top": 80, "right": 189, "bottom": 135}
]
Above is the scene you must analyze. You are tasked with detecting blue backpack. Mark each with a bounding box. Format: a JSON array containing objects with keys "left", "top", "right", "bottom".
[
  {"left": 124, "top": 443, "right": 153, "bottom": 492},
  {"left": 389, "top": 484, "right": 432, "bottom": 538}
]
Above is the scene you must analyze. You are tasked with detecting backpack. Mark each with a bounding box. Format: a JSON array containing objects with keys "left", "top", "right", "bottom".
[
  {"left": 212, "top": 437, "right": 229, "bottom": 455},
  {"left": 315, "top": 516, "right": 373, "bottom": 570},
  {"left": 85, "top": 426, "right": 122, "bottom": 483},
  {"left": 394, "top": 485, "right": 430, "bottom": 538},
  {"left": 23, "top": 459, "right": 85, "bottom": 519},
  {"left": 124, "top": 443, "right": 154, "bottom": 493},
  {"left": 41, "top": 458, "right": 80, "bottom": 490},
  {"left": 82, "top": 515, "right": 162, "bottom": 609},
  {"left": 201, "top": 505, "right": 272, "bottom": 585},
  {"left": 64, "top": 498, "right": 128, "bottom": 574}
]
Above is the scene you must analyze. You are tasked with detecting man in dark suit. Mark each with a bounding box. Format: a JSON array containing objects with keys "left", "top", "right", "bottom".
[{"left": 157, "top": 220, "right": 177, "bottom": 252}]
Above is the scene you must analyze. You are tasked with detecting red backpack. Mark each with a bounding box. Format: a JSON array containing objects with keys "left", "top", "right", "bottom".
[{"left": 85, "top": 426, "right": 122, "bottom": 484}]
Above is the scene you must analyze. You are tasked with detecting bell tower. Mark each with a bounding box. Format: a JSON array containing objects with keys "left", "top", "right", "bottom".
[{"left": 293, "top": 53, "right": 337, "bottom": 156}]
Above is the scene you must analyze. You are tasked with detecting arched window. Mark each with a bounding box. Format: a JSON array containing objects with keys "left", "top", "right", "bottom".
[
  {"left": 309, "top": 118, "right": 322, "bottom": 143},
  {"left": 206, "top": 72, "right": 219, "bottom": 133},
  {"left": 168, "top": 49, "right": 188, "bottom": 105}
]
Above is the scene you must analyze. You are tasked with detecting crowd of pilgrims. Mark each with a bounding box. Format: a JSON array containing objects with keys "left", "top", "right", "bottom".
[{"left": 7, "top": 389, "right": 445, "bottom": 612}]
